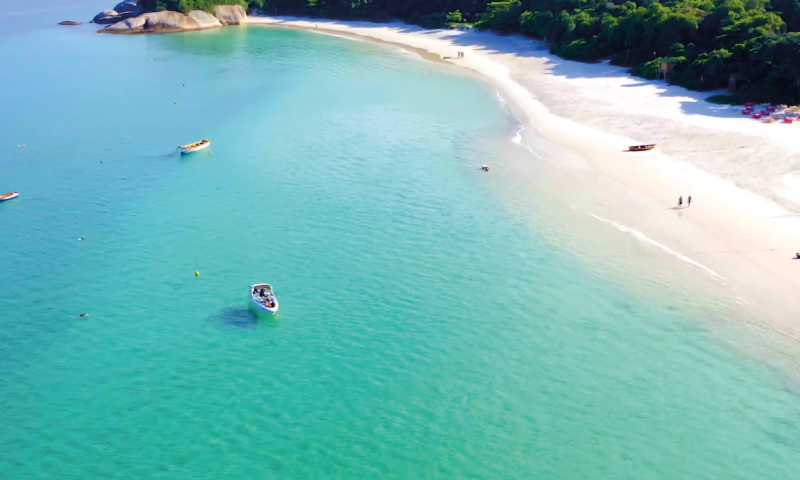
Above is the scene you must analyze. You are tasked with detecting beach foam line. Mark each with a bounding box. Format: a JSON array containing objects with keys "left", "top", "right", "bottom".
[
  {"left": 313, "top": 31, "right": 359, "bottom": 42},
  {"left": 588, "top": 212, "right": 727, "bottom": 282},
  {"left": 511, "top": 122, "right": 545, "bottom": 161},
  {"left": 494, "top": 91, "right": 545, "bottom": 161}
]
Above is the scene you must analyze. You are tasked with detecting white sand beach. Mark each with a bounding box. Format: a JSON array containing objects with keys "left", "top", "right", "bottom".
[{"left": 248, "top": 16, "right": 800, "bottom": 329}]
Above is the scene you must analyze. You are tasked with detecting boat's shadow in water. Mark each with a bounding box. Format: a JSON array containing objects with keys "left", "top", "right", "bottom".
[{"left": 210, "top": 306, "right": 276, "bottom": 330}]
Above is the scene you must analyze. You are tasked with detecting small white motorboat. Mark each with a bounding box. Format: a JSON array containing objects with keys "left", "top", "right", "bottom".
[
  {"left": 0, "top": 191, "right": 19, "bottom": 202},
  {"left": 177, "top": 139, "right": 210, "bottom": 155},
  {"left": 250, "top": 283, "right": 279, "bottom": 314}
]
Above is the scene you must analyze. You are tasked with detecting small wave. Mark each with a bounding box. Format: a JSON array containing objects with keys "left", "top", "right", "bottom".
[
  {"left": 588, "top": 212, "right": 727, "bottom": 282},
  {"left": 313, "top": 31, "right": 360, "bottom": 42},
  {"left": 511, "top": 121, "right": 544, "bottom": 160},
  {"left": 736, "top": 296, "right": 749, "bottom": 305}
]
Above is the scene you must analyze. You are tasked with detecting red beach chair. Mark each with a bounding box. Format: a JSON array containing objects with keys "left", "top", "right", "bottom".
[
  {"left": 745, "top": 102, "right": 755, "bottom": 107},
  {"left": 753, "top": 113, "right": 762, "bottom": 119},
  {"left": 785, "top": 117, "right": 794, "bottom": 124},
  {"left": 742, "top": 109, "right": 752, "bottom": 115}
]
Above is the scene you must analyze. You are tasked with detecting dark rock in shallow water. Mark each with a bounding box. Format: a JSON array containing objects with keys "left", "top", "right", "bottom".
[
  {"left": 59, "top": 21, "right": 82, "bottom": 25},
  {"left": 113, "top": 0, "right": 138, "bottom": 14},
  {"left": 93, "top": 9, "right": 133, "bottom": 24},
  {"left": 93, "top": 10, "right": 118, "bottom": 23}
]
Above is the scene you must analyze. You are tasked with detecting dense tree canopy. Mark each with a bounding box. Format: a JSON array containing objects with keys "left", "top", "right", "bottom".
[
  {"left": 148, "top": 0, "right": 800, "bottom": 103},
  {"left": 138, "top": 0, "right": 247, "bottom": 13}
]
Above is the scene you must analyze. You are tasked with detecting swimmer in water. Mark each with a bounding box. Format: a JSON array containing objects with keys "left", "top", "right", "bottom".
[
  {"left": 78, "top": 313, "right": 89, "bottom": 318},
  {"left": 78, "top": 237, "right": 85, "bottom": 241}
]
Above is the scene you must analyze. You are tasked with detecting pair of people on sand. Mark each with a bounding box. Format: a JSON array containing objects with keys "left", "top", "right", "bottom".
[{"left": 678, "top": 195, "right": 692, "bottom": 208}]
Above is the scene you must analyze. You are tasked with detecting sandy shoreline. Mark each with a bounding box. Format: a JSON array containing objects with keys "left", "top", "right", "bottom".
[{"left": 248, "top": 16, "right": 800, "bottom": 330}]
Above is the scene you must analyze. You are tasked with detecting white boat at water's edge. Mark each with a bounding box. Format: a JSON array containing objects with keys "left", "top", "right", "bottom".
[
  {"left": 178, "top": 139, "right": 211, "bottom": 155},
  {"left": 250, "top": 283, "right": 279, "bottom": 314}
]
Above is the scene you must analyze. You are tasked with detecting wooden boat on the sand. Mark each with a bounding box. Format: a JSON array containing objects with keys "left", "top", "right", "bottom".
[
  {"left": 628, "top": 144, "right": 656, "bottom": 152},
  {"left": 177, "top": 139, "right": 210, "bottom": 155},
  {"left": 0, "top": 192, "right": 19, "bottom": 202}
]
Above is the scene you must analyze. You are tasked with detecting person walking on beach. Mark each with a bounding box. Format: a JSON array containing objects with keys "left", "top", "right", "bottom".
[
  {"left": 687, "top": 195, "right": 692, "bottom": 207},
  {"left": 678, "top": 196, "right": 683, "bottom": 208}
]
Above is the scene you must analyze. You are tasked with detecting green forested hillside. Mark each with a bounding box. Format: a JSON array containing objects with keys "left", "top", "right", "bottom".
[
  {"left": 154, "top": 0, "right": 800, "bottom": 103},
  {"left": 138, "top": 0, "right": 247, "bottom": 13}
]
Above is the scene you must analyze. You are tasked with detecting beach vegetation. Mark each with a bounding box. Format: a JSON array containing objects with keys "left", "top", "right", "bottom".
[
  {"left": 446, "top": 10, "right": 464, "bottom": 23},
  {"left": 138, "top": 0, "right": 248, "bottom": 13},
  {"left": 705, "top": 93, "right": 739, "bottom": 103},
  {"left": 137, "top": 0, "right": 800, "bottom": 103}
]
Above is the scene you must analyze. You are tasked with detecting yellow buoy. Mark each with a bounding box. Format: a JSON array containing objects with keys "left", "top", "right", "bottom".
[{"left": 195, "top": 271, "right": 199, "bottom": 276}]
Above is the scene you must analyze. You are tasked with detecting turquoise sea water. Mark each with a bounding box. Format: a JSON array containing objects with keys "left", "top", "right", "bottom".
[{"left": 3, "top": 4, "right": 800, "bottom": 478}]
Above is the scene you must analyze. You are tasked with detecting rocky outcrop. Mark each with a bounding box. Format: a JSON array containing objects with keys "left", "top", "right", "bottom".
[
  {"left": 59, "top": 21, "right": 82, "bottom": 25},
  {"left": 101, "top": 10, "right": 222, "bottom": 34},
  {"left": 93, "top": 10, "right": 119, "bottom": 24},
  {"left": 93, "top": 9, "right": 134, "bottom": 24},
  {"left": 188, "top": 10, "right": 223, "bottom": 29},
  {"left": 96, "top": 3, "right": 244, "bottom": 34},
  {"left": 113, "top": 0, "right": 138, "bottom": 14},
  {"left": 214, "top": 5, "right": 246, "bottom": 25}
]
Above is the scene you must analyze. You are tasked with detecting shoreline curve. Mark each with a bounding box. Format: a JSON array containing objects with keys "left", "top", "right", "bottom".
[{"left": 248, "top": 15, "right": 800, "bottom": 330}]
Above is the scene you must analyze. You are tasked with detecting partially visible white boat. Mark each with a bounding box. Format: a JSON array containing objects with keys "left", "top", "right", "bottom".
[
  {"left": 250, "top": 283, "right": 279, "bottom": 314},
  {"left": 0, "top": 191, "right": 19, "bottom": 202},
  {"left": 177, "top": 139, "right": 210, "bottom": 155}
]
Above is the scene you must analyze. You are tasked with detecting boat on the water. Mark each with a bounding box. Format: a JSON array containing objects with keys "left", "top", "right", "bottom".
[
  {"left": 250, "top": 283, "right": 279, "bottom": 314},
  {"left": 629, "top": 144, "right": 656, "bottom": 152},
  {"left": 0, "top": 192, "right": 19, "bottom": 202},
  {"left": 177, "top": 139, "right": 211, "bottom": 155}
]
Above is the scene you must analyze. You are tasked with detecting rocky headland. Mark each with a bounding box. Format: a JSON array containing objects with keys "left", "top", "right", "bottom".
[{"left": 86, "top": 1, "right": 246, "bottom": 34}]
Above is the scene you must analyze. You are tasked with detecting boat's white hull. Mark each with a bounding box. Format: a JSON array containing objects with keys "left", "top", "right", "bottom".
[
  {"left": 179, "top": 142, "right": 210, "bottom": 155},
  {"left": 250, "top": 296, "right": 279, "bottom": 314},
  {"left": 250, "top": 283, "right": 278, "bottom": 314}
]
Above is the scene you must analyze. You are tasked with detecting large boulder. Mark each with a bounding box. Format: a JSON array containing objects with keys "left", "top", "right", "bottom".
[
  {"left": 113, "top": 1, "right": 138, "bottom": 14},
  {"left": 214, "top": 5, "right": 246, "bottom": 25},
  {"left": 101, "top": 10, "right": 222, "bottom": 34},
  {"left": 188, "top": 10, "right": 223, "bottom": 29},
  {"left": 93, "top": 10, "right": 119, "bottom": 24},
  {"left": 93, "top": 9, "right": 134, "bottom": 24}
]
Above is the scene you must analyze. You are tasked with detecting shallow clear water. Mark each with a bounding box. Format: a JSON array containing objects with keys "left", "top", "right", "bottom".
[{"left": 2, "top": 5, "right": 800, "bottom": 479}]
